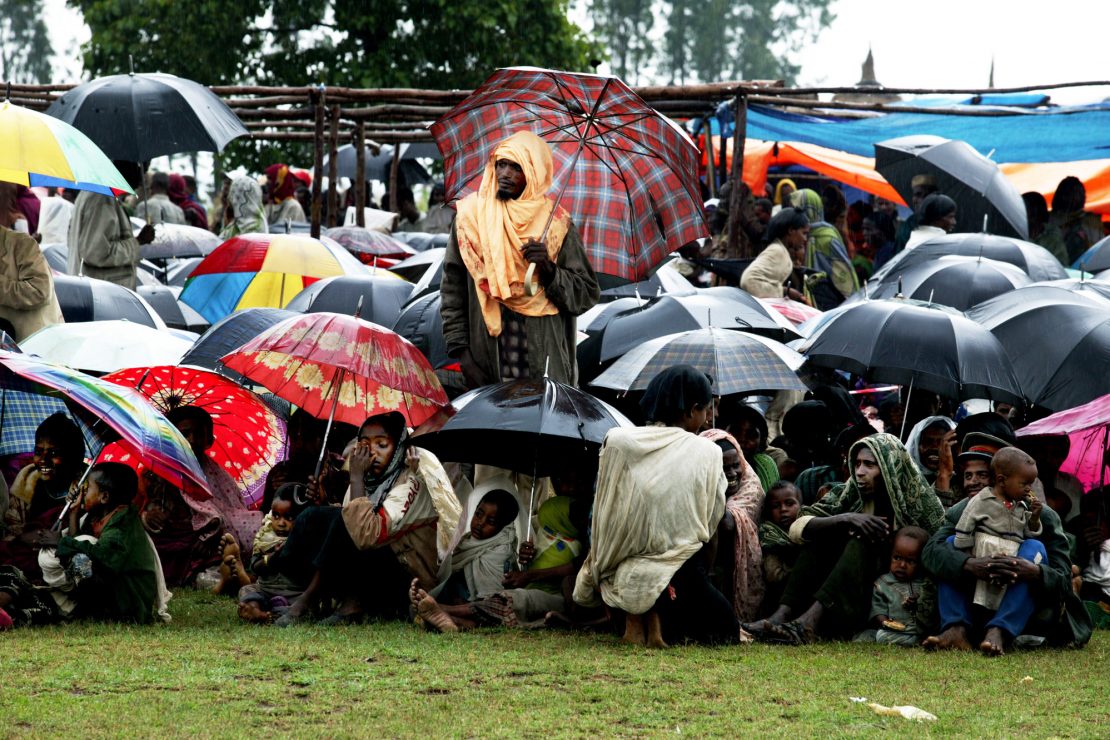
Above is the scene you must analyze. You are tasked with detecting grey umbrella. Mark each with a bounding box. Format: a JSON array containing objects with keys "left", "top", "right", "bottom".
[
  {"left": 45, "top": 72, "right": 247, "bottom": 161},
  {"left": 324, "top": 142, "right": 438, "bottom": 184},
  {"left": 875, "top": 135, "right": 1028, "bottom": 239}
]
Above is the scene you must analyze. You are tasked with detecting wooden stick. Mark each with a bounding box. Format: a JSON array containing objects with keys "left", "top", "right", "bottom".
[
  {"left": 355, "top": 122, "right": 366, "bottom": 228},
  {"left": 327, "top": 103, "right": 341, "bottom": 228},
  {"left": 388, "top": 144, "right": 401, "bottom": 212},
  {"left": 703, "top": 115, "right": 717, "bottom": 198},
  {"left": 725, "top": 94, "right": 748, "bottom": 259},
  {"left": 310, "top": 89, "right": 325, "bottom": 239}
]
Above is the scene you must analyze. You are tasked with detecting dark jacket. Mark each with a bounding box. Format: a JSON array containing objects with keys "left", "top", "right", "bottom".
[{"left": 922, "top": 497, "right": 1092, "bottom": 647}]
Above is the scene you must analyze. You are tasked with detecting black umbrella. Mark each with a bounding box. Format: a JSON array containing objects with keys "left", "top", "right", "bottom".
[
  {"left": 178, "top": 308, "right": 297, "bottom": 383},
  {"left": 393, "top": 291, "right": 450, "bottom": 369},
  {"left": 52, "top": 275, "right": 162, "bottom": 328},
  {"left": 599, "top": 287, "right": 799, "bottom": 362},
  {"left": 798, "top": 298, "right": 1024, "bottom": 411},
  {"left": 284, "top": 275, "right": 414, "bottom": 327},
  {"left": 391, "top": 247, "right": 445, "bottom": 298},
  {"left": 869, "top": 233, "right": 1066, "bottom": 288},
  {"left": 41, "top": 244, "right": 68, "bottom": 273},
  {"left": 324, "top": 142, "right": 439, "bottom": 184},
  {"left": 966, "top": 287, "right": 1110, "bottom": 411},
  {"left": 166, "top": 257, "right": 203, "bottom": 288},
  {"left": 413, "top": 377, "right": 632, "bottom": 477},
  {"left": 1027, "top": 278, "right": 1110, "bottom": 304},
  {"left": 45, "top": 72, "right": 247, "bottom": 162},
  {"left": 1073, "top": 235, "right": 1110, "bottom": 272},
  {"left": 860, "top": 255, "right": 1031, "bottom": 310},
  {"left": 391, "top": 232, "right": 450, "bottom": 253},
  {"left": 599, "top": 260, "right": 696, "bottom": 302},
  {"left": 136, "top": 285, "right": 210, "bottom": 333},
  {"left": 875, "top": 135, "right": 1028, "bottom": 239}
]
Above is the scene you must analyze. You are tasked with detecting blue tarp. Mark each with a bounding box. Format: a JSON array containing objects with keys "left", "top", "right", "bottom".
[{"left": 717, "top": 103, "right": 1110, "bottom": 163}]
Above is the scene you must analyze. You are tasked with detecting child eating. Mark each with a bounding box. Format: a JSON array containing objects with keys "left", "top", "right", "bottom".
[
  {"left": 867, "top": 526, "right": 933, "bottom": 646},
  {"left": 758, "top": 481, "right": 802, "bottom": 612},
  {"left": 237, "top": 483, "right": 306, "bottom": 623},
  {"left": 953, "top": 448, "right": 1043, "bottom": 614}
]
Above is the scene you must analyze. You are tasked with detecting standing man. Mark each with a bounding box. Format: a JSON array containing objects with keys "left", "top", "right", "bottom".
[
  {"left": 441, "top": 131, "right": 600, "bottom": 388},
  {"left": 67, "top": 161, "right": 154, "bottom": 290}
]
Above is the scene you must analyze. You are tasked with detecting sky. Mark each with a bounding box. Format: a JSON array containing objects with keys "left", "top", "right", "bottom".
[{"left": 45, "top": 0, "right": 1110, "bottom": 104}]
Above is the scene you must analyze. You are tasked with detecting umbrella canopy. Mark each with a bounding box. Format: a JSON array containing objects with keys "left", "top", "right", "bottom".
[
  {"left": 136, "top": 285, "right": 210, "bottom": 333},
  {"left": 1027, "top": 277, "right": 1110, "bottom": 304},
  {"left": 52, "top": 274, "right": 164, "bottom": 328},
  {"left": 1016, "top": 394, "right": 1110, "bottom": 490},
  {"left": 0, "top": 387, "right": 89, "bottom": 458},
  {"left": 431, "top": 66, "right": 706, "bottom": 285},
  {"left": 966, "top": 291, "right": 1110, "bottom": 411},
  {"left": 0, "top": 350, "right": 210, "bottom": 497},
  {"left": 324, "top": 226, "right": 416, "bottom": 265},
  {"left": 392, "top": 290, "right": 450, "bottom": 370},
  {"left": 868, "top": 233, "right": 1066, "bottom": 288},
  {"left": 391, "top": 232, "right": 449, "bottom": 252},
  {"left": 138, "top": 222, "right": 221, "bottom": 260},
  {"left": 21, "top": 320, "right": 194, "bottom": 374},
  {"left": 285, "top": 275, "right": 414, "bottom": 327},
  {"left": 391, "top": 247, "right": 445, "bottom": 298},
  {"left": 1070, "top": 235, "right": 1110, "bottom": 273},
  {"left": 0, "top": 100, "right": 132, "bottom": 195},
  {"left": 598, "top": 260, "right": 696, "bottom": 302},
  {"left": 599, "top": 287, "right": 800, "bottom": 362},
  {"left": 179, "top": 233, "right": 366, "bottom": 323},
  {"left": 166, "top": 257, "right": 203, "bottom": 287},
  {"left": 323, "top": 142, "right": 435, "bottom": 184},
  {"left": 798, "top": 298, "right": 1024, "bottom": 403},
  {"left": 593, "top": 327, "right": 807, "bottom": 396},
  {"left": 45, "top": 72, "right": 247, "bottom": 162},
  {"left": 875, "top": 135, "right": 1028, "bottom": 239},
  {"left": 178, "top": 307, "right": 297, "bottom": 385},
  {"left": 413, "top": 377, "right": 633, "bottom": 477},
  {"left": 220, "top": 312, "right": 450, "bottom": 428},
  {"left": 759, "top": 297, "right": 823, "bottom": 327},
  {"left": 102, "top": 366, "right": 287, "bottom": 507},
  {"left": 862, "top": 255, "right": 1032, "bottom": 310}
]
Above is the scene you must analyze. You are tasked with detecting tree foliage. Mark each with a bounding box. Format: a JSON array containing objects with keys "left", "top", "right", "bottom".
[
  {"left": 0, "top": 0, "right": 54, "bottom": 84},
  {"left": 589, "top": 0, "right": 654, "bottom": 84}
]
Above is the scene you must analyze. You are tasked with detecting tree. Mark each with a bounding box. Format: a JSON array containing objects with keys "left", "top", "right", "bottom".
[
  {"left": 0, "top": 0, "right": 54, "bottom": 84},
  {"left": 589, "top": 0, "right": 654, "bottom": 84}
]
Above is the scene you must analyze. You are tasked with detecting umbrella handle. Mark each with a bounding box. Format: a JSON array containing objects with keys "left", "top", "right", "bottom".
[
  {"left": 524, "top": 262, "right": 538, "bottom": 297},
  {"left": 53, "top": 461, "right": 95, "bottom": 531}
]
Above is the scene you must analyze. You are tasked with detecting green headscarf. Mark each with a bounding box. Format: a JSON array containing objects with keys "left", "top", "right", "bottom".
[
  {"left": 791, "top": 189, "right": 859, "bottom": 307},
  {"left": 804, "top": 432, "right": 946, "bottom": 535},
  {"left": 750, "top": 452, "right": 780, "bottom": 494},
  {"left": 528, "top": 496, "right": 581, "bottom": 592}
]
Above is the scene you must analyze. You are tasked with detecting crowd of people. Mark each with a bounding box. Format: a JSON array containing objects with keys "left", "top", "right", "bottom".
[{"left": 0, "top": 132, "right": 1106, "bottom": 659}]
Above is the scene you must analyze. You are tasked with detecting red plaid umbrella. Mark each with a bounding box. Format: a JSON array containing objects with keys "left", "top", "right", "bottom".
[
  {"left": 102, "top": 366, "right": 287, "bottom": 509},
  {"left": 430, "top": 67, "right": 707, "bottom": 284},
  {"left": 219, "top": 312, "right": 451, "bottom": 430}
]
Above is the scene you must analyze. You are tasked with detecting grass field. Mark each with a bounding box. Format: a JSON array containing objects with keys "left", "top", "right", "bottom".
[{"left": 3, "top": 588, "right": 1107, "bottom": 737}]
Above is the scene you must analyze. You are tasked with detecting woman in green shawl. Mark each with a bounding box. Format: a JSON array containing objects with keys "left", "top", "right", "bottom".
[
  {"left": 745, "top": 433, "right": 945, "bottom": 643},
  {"left": 790, "top": 189, "right": 859, "bottom": 310}
]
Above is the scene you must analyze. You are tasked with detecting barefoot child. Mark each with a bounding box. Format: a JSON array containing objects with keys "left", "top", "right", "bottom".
[
  {"left": 237, "top": 484, "right": 306, "bottom": 622},
  {"left": 411, "top": 487, "right": 520, "bottom": 633},
  {"left": 866, "top": 526, "right": 933, "bottom": 646},
  {"left": 758, "top": 481, "right": 801, "bottom": 611}
]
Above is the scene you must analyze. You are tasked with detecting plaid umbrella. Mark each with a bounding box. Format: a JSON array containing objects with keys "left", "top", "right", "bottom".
[
  {"left": 591, "top": 327, "right": 807, "bottom": 395},
  {"left": 430, "top": 67, "right": 707, "bottom": 284}
]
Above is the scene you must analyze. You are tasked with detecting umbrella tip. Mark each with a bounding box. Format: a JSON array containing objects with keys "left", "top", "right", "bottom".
[
  {"left": 128, "top": 55, "right": 135, "bottom": 75},
  {"left": 896, "top": 276, "right": 904, "bottom": 298},
  {"left": 354, "top": 294, "right": 364, "bottom": 319},
  {"left": 544, "top": 356, "right": 550, "bottom": 379}
]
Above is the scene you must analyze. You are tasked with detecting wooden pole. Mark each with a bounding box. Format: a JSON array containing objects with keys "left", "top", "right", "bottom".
[
  {"left": 355, "top": 122, "right": 367, "bottom": 228},
  {"left": 703, "top": 115, "right": 717, "bottom": 198},
  {"left": 725, "top": 94, "right": 749, "bottom": 259},
  {"left": 310, "top": 89, "right": 325, "bottom": 239},
  {"left": 388, "top": 144, "right": 402, "bottom": 214},
  {"left": 326, "top": 103, "right": 340, "bottom": 228}
]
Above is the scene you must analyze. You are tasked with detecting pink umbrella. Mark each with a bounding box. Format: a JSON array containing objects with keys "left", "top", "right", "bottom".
[
  {"left": 1017, "top": 393, "right": 1110, "bottom": 490},
  {"left": 757, "top": 297, "right": 822, "bottom": 327}
]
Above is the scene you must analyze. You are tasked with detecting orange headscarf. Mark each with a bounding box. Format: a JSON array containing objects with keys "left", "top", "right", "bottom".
[{"left": 455, "top": 131, "right": 570, "bottom": 336}]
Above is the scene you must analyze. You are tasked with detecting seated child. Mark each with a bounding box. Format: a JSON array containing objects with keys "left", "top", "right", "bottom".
[
  {"left": 954, "top": 448, "right": 1043, "bottom": 610},
  {"left": 237, "top": 483, "right": 307, "bottom": 623},
  {"left": 758, "top": 481, "right": 801, "bottom": 612},
  {"left": 39, "top": 462, "right": 158, "bottom": 624},
  {"left": 865, "top": 526, "right": 934, "bottom": 646},
  {"left": 410, "top": 487, "right": 520, "bottom": 632}
]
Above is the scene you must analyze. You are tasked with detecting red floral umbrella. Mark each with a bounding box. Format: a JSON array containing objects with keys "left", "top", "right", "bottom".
[
  {"left": 430, "top": 67, "right": 707, "bottom": 284},
  {"left": 102, "top": 365, "right": 287, "bottom": 508},
  {"left": 219, "top": 312, "right": 451, "bottom": 430}
]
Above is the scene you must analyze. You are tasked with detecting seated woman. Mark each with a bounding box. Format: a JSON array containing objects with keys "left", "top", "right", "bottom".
[
  {"left": 273, "top": 412, "right": 460, "bottom": 625},
  {"left": 573, "top": 365, "right": 745, "bottom": 648},
  {"left": 717, "top": 399, "right": 779, "bottom": 494},
  {"left": 137, "top": 468, "right": 223, "bottom": 587},
  {"left": 746, "top": 433, "right": 946, "bottom": 644},
  {"left": 0, "top": 413, "right": 85, "bottom": 581}
]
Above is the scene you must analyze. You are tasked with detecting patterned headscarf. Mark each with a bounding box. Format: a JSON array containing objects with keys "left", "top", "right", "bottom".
[
  {"left": 220, "top": 176, "right": 268, "bottom": 239},
  {"left": 265, "top": 163, "right": 297, "bottom": 203},
  {"left": 791, "top": 188, "right": 859, "bottom": 302},
  {"left": 807, "top": 432, "right": 946, "bottom": 534},
  {"left": 454, "top": 130, "right": 570, "bottom": 336}
]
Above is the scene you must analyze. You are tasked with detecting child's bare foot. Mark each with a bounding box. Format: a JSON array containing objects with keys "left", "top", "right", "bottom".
[
  {"left": 212, "top": 560, "right": 233, "bottom": 595},
  {"left": 417, "top": 595, "right": 458, "bottom": 633},
  {"left": 644, "top": 610, "right": 668, "bottom": 649},
  {"left": 979, "top": 627, "right": 1006, "bottom": 657},
  {"left": 622, "top": 613, "right": 646, "bottom": 645},
  {"left": 922, "top": 624, "right": 973, "bottom": 651},
  {"left": 409, "top": 579, "right": 425, "bottom": 610},
  {"left": 238, "top": 601, "right": 271, "bottom": 623}
]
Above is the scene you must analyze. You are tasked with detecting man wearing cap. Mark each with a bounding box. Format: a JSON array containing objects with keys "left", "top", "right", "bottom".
[
  {"left": 441, "top": 131, "right": 600, "bottom": 388},
  {"left": 892, "top": 174, "right": 938, "bottom": 253}
]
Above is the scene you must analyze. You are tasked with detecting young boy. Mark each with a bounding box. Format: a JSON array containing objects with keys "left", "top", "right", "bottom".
[
  {"left": 954, "top": 448, "right": 1043, "bottom": 610},
  {"left": 868, "top": 526, "right": 934, "bottom": 646},
  {"left": 237, "top": 483, "right": 305, "bottom": 623},
  {"left": 758, "top": 481, "right": 802, "bottom": 610}
]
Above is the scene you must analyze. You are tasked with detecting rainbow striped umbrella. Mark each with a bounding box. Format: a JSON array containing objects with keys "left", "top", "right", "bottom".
[
  {"left": 0, "top": 350, "right": 210, "bottom": 498},
  {"left": 0, "top": 100, "right": 132, "bottom": 195},
  {"left": 180, "top": 233, "right": 366, "bottom": 323}
]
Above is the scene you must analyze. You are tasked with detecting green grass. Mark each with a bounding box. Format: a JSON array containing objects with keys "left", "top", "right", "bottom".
[{"left": 3, "top": 589, "right": 1107, "bottom": 738}]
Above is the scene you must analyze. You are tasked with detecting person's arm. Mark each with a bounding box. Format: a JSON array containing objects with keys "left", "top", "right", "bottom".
[
  {"left": 0, "top": 235, "right": 52, "bottom": 309},
  {"left": 536, "top": 222, "right": 600, "bottom": 317},
  {"left": 870, "top": 582, "right": 891, "bottom": 627},
  {"left": 797, "top": 512, "right": 888, "bottom": 543},
  {"left": 80, "top": 198, "right": 142, "bottom": 268},
  {"left": 1025, "top": 498, "right": 1043, "bottom": 537},
  {"left": 933, "top": 430, "right": 956, "bottom": 496},
  {"left": 56, "top": 511, "right": 131, "bottom": 574},
  {"left": 502, "top": 561, "right": 575, "bottom": 588},
  {"left": 440, "top": 224, "right": 470, "bottom": 358},
  {"left": 951, "top": 498, "right": 982, "bottom": 550},
  {"left": 340, "top": 448, "right": 420, "bottom": 549}
]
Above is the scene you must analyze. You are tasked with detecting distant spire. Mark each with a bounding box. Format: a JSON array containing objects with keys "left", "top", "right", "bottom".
[
  {"left": 988, "top": 56, "right": 995, "bottom": 88},
  {"left": 859, "top": 46, "right": 879, "bottom": 87}
]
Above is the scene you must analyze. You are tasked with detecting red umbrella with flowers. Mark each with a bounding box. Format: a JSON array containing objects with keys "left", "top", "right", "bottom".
[
  {"left": 220, "top": 312, "right": 451, "bottom": 475},
  {"left": 102, "top": 366, "right": 287, "bottom": 508}
]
